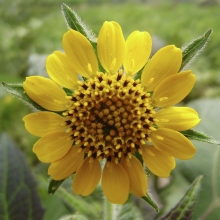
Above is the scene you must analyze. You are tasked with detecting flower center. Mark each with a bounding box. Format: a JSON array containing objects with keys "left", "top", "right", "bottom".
[{"left": 64, "top": 72, "right": 156, "bottom": 163}]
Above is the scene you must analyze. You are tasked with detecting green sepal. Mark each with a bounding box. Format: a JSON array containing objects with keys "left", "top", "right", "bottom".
[
  {"left": 180, "top": 28, "right": 213, "bottom": 71},
  {"left": 161, "top": 175, "right": 203, "bottom": 220},
  {"left": 134, "top": 150, "right": 143, "bottom": 165},
  {"left": 181, "top": 129, "right": 220, "bottom": 145},
  {"left": 142, "top": 193, "right": 159, "bottom": 212},
  {"left": 63, "top": 87, "right": 74, "bottom": 96},
  {"left": 134, "top": 69, "right": 142, "bottom": 81},
  {"left": 61, "top": 3, "right": 96, "bottom": 46},
  {"left": 48, "top": 178, "right": 66, "bottom": 194},
  {"left": 2, "top": 82, "right": 46, "bottom": 111}
]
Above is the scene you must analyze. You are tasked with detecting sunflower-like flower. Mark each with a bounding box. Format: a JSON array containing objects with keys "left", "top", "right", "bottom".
[{"left": 23, "top": 21, "right": 200, "bottom": 204}]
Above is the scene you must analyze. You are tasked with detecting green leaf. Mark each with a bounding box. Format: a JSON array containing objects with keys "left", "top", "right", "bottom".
[
  {"left": 142, "top": 193, "right": 159, "bottom": 212},
  {"left": 48, "top": 178, "right": 65, "bottom": 194},
  {"left": 56, "top": 187, "right": 100, "bottom": 219},
  {"left": 181, "top": 129, "right": 220, "bottom": 145},
  {"left": 61, "top": 4, "right": 96, "bottom": 45},
  {"left": 180, "top": 28, "right": 213, "bottom": 70},
  {"left": 160, "top": 175, "right": 203, "bottom": 220},
  {"left": 2, "top": 82, "right": 46, "bottom": 111},
  {"left": 0, "top": 133, "right": 44, "bottom": 220},
  {"left": 157, "top": 170, "right": 192, "bottom": 217},
  {"left": 177, "top": 98, "right": 220, "bottom": 219}
]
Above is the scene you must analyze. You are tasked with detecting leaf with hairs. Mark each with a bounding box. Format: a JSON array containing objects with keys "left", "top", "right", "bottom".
[
  {"left": 180, "top": 29, "right": 212, "bottom": 70},
  {"left": 160, "top": 176, "right": 203, "bottom": 220}
]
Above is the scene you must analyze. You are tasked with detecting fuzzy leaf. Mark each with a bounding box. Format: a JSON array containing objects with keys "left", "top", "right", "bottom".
[
  {"left": 180, "top": 29, "right": 213, "bottom": 70},
  {"left": 0, "top": 133, "right": 44, "bottom": 220},
  {"left": 160, "top": 175, "right": 203, "bottom": 220},
  {"left": 142, "top": 193, "right": 159, "bottom": 212},
  {"left": 2, "top": 82, "right": 46, "bottom": 111},
  {"left": 61, "top": 3, "right": 96, "bottom": 45},
  {"left": 181, "top": 129, "right": 220, "bottom": 145}
]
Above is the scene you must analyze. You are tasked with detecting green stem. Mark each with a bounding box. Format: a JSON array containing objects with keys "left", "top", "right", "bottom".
[
  {"left": 103, "top": 196, "right": 113, "bottom": 220},
  {"left": 103, "top": 196, "right": 120, "bottom": 220}
]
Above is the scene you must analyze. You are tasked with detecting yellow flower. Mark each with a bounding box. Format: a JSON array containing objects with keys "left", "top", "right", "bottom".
[{"left": 23, "top": 21, "right": 200, "bottom": 204}]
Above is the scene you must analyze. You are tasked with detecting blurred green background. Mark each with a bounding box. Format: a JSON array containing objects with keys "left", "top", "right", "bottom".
[{"left": 1, "top": 0, "right": 220, "bottom": 219}]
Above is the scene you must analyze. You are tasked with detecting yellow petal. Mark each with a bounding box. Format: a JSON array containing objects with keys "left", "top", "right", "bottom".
[
  {"left": 33, "top": 132, "right": 72, "bottom": 163},
  {"left": 48, "top": 145, "right": 84, "bottom": 180},
  {"left": 151, "top": 128, "right": 196, "bottom": 160},
  {"left": 97, "top": 21, "right": 125, "bottom": 74},
  {"left": 102, "top": 161, "right": 129, "bottom": 204},
  {"left": 152, "top": 70, "right": 196, "bottom": 108},
  {"left": 73, "top": 157, "right": 101, "bottom": 196},
  {"left": 62, "top": 29, "right": 98, "bottom": 78},
  {"left": 121, "top": 155, "right": 147, "bottom": 197},
  {"left": 141, "top": 144, "right": 176, "bottom": 177},
  {"left": 23, "top": 76, "right": 68, "bottom": 111},
  {"left": 46, "top": 51, "right": 78, "bottom": 89},
  {"left": 124, "top": 31, "right": 152, "bottom": 76},
  {"left": 155, "top": 107, "right": 200, "bottom": 131},
  {"left": 23, "top": 112, "right": 66, "bottom": 137},
  {"left": 141, "top": 45, "right": 182, "bottom": 91}
]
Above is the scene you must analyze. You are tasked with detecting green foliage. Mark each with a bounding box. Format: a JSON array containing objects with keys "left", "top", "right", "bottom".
[
  {"left": 48, "top": 178, "right": 66, "bottom": 194},
  {"left": 0, "top": 133, "right": 44, "bottom": 220},
  {"left": 142, "top": 194, "right": 159, "bottom": 212},
  {"left": 161, "top": 176, "right": 203, "bottom": 220},
  {"left": 0, "top": 0, "right": 41, "bottom": 76},
  {"left": 180, "top": 29, "right": 213, "bottom": 71},
  {"left": 61, "top": 3, "right": 96, "bottom": 44},
  {"left": 181, "top": 129, "right": 220, "bottom": 145}
]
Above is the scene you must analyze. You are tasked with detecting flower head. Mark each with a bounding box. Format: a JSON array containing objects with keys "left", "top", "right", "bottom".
[{"left": 23, "top": 21, "right": 200, "bottom": 204}]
